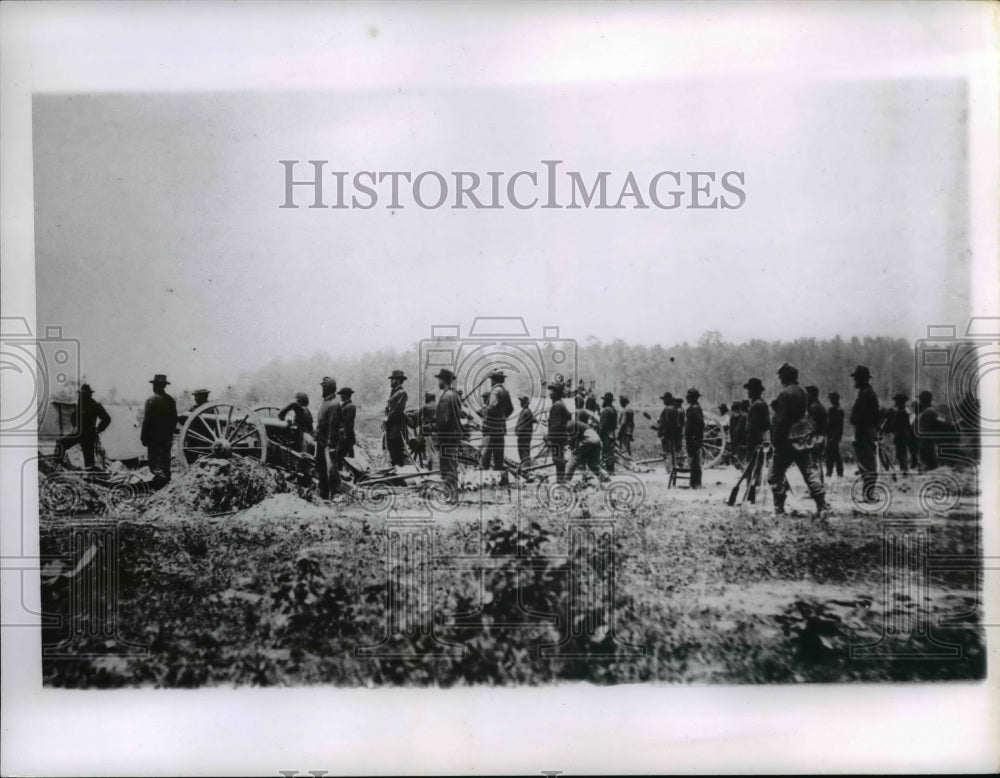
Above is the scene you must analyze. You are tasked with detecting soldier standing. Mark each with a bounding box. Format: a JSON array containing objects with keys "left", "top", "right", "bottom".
[
  {"left": 141, "top": 374, "right": 178, "bottom": 489},
  {"left": 743, "top": 378, "right": 772, "bottom": 492},
  {"left": 617, "top": 396, "right": 635, "bottom": 456},
  {"left": 684, "top": 388, "right": 704, "bottom": 488},
  {"left": 890, "top": 392, "right": 915, "bottom": 474},
  {"left": 805, "top": 385, "right": 827, "bottom": 483},
  {"left": 654, "top": 392, "right": 677, "bottom": 473},
  {"left": 479, "top": 371, "right": 514, "bottom": 485},
  {"left": 336, "top": 387, "right": 357, "bottom": 467},
  {"left": 599, "top": 392, "right": 618, "bottom": 474},
  {"left": 515, "top": 395, "right": 536, "bottom": 467},
  {"left": 744, "top": 379, "right": 771, "bottom": 449},
  {"left": 849, "top": 365, "right": 880, "bottom": 501},
  {"left": 769, "top": 364, "right": 829, "bottom": 516},
  {"left": 825, "top": 391, "right": 845, "bottom": 477},
  {"left": 278, "top": 391, "right": 314, "bottom": 452},
  {"left": 420, "top": 391, "right": 437, "bottom": 469},
  {"left": 434, "top": 369, "right": 464, "bottom": 498},
  {"left": 545, "top": 378, "right": 572, "bottom": 483},
  {"left": 384, "top": 369, "right": 409, "bottom": 466},
  {"left": 55, "top": 383, "right": 111, "bottom": 469},
  {"left": 315, "top": 377, "right": 342, "bottom": 499}
]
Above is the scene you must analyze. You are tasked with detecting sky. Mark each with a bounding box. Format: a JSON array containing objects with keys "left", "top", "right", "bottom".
[{"left": 26, "top": 3, "right": 980, "bottom": 397}]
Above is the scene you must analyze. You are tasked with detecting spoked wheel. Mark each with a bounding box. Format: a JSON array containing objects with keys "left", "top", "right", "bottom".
[
  {"left": 700, "top": 414, "right": 727, "bottom": 469},
  {"left": 177, "top": 400, "right": 268, "bottom": 468}
]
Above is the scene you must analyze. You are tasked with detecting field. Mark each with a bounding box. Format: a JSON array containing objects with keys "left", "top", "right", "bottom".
[{"left": 39, "top": 442, "right": 984, "bottom": 687}]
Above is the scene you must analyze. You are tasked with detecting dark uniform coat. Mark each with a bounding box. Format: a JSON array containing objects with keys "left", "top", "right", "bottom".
[{"left": 141, "top": 392, "right": 178, "bottom": 447}]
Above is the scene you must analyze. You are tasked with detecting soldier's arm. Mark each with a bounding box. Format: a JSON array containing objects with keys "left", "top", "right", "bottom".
[{"left": 96, "top": 403, "right": 112, "bottom": 433}]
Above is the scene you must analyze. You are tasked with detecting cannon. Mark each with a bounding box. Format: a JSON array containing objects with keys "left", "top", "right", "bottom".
[{"left": 176, "top": 400, "right": 312, "bottom": 472}]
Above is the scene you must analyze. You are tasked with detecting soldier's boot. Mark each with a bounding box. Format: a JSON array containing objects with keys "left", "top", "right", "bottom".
[
  {"left": 814, "top": 497, "right": 831, "bottom": 520},
  {"left": 773, "top": 494, "right": 787, "bottom": 516}
]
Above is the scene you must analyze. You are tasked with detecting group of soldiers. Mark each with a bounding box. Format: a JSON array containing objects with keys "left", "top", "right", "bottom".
[{"left": 53, "top": 358, "right": 960, "bottom": 513}]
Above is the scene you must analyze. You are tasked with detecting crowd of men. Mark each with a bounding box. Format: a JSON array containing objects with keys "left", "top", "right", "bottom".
[{"left": 54, "top": 359, "right": 963, "bottom": 512}]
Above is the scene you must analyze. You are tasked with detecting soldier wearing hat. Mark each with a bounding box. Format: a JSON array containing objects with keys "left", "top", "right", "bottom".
[
  {"left": 805, "top": 385, "right": 827, "bottom": 484},
  {"left": 744, "top": 378, "right": 771, "bottom": 449},
  {"left": 825, "top": 391, "right": 845, "bottom": 477},
  {"left": 141, "top": 374, "right": 178, "bottom": 488},
  {"left": 434, "top": 368, "right": 465, "bottom": 497},
  {"left": 849, "top": 365, "right": 880, "bottom": 500},
  {"left": 479, "top": 370, "right": 514, "bottom": 484},
  {"left": 190, "top": 389, "right": 211, "bottom": 411},
  {"left": 654, "top": 392, "right": 679, "bottom": 473},
  {"left": 743, "top": 378, "right": 772, "bottom": 492},
  {"left": 684, "top": 388, "right": 705, "bottom": 488},
  {"left": 336, "top": 387, "right": 357, "bottom": 467},
  {"left": 315, "top": 377, "right": 342, "bottom": 499},
  {"left": 768, "top": 364, "right": 828, "bottom": 516},
  {"left": 279, "top": 391, "right": 314, "bottom": 452},
  {"left": 514, "top": 395, "right": 536, "bottom": 467},
  {"left": 889, "top": 392, "right": 915, "bottom": 474},
  {"left": 598, "top": 392, "right": 618, "bottom": 473},
  {"left": 617, "top": 395, "right": 635, "bottom": 457},
  {"left": 384, "top": 369, "right": 410, "bottom": 467},
  {"left": 55, "top": 383, "right": 112, "bottom": 469},
  {"left": 545, "top": 377, "right": 572, "bottom": 482}
]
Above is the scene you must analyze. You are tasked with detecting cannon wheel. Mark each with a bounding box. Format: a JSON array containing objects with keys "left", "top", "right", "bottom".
[
  {"left": 253, "top": 404, "right": 282, "bottom": 419},
  {"left": 177, "top": 400, "right": 268, "bottom": 469},
  {"left": 701, "top": 414, "right": 727, "bottom": 469}
]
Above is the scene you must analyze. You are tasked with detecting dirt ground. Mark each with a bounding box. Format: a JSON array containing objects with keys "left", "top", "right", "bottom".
[{"left": 39, "top": 457, "right": 984, "bottom": 687}]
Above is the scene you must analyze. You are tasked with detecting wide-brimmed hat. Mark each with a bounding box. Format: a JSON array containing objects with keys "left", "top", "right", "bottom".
[
  {"left": 150, "top": 374, "right": 170, "bottom": 385},
  {"left": 337, "top": 387, "right": 354, "bottom": 396},
  {"left": 489, "top": 370, "right": 506, "bottom": 381},
  {"left": 660, "top": 391, "right": 674, "bottom": 401},
  {"left": 434, "top": 368, "right": 455, "bottom": 382},
  {"left": 892, "top": 391, "right": 908, "bottom": 402},
  {"left": 79, "top": 383, "right": 94, "bottom": 395},
  {"left": 804, "top": 385, "right": 818, "bottom": 395},
  {"left": 776, "top": 362, "right": 798, "bottom": 377},
  {"left": 850, "top": 365, "right": 872, "bottom": 380},
  {"left": 686, "top": 388, "right": 701, "bottom": 399},
  {"left": 602, "top": 392, "right": 615, "bottom": 401},
  {"left": 547, "top": 380, "right": 566, "bottom": 395},
  {"left": 518, "top": 394, "right": 529, "bottom": 402},
  {"left": 192, "top": 388, "right": 210, "bottom": 397},
  {"left": 743, "top": 377, "right": 764, "bottom": 391},
  {"left": 388, "top": 369, "right": 407, "bottom": 381}
]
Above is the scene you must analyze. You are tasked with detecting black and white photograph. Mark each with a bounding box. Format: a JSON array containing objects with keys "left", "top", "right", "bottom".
[{"left": 2, "top": 1, "right": 997, "bottom": 774}]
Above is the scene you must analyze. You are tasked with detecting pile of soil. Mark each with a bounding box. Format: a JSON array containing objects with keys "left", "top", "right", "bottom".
[{"left": 140, "top": 457, "right": 288, "bottom": 521}]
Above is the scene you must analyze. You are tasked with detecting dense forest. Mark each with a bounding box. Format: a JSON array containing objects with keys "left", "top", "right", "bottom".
[{"left": 214, "top": 331, "right": 960, "bottom": 415}]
